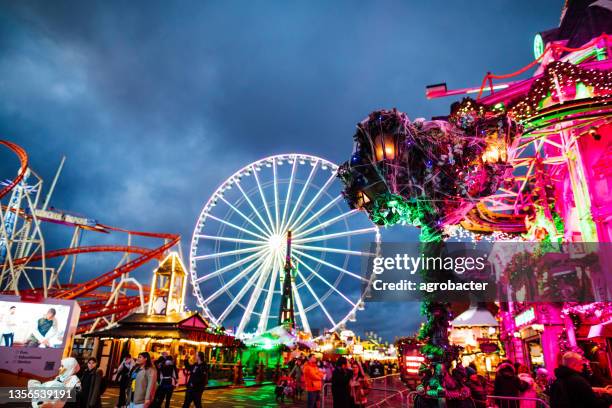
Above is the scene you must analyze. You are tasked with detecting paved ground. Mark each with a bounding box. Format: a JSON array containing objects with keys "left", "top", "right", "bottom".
[
  {"left": 101, "top": 385, "right": 305, "bottom": 408},
  {"left": 101, "top": 376, "right": 409, "bottom": 408}
]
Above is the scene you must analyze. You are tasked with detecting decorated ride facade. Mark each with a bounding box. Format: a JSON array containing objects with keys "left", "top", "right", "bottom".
[{"left": 337, "top": 0, "right": 611, "bottom": 397}]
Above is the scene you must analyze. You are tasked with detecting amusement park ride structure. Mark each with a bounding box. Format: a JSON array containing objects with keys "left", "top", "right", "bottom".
[
  {"left": 429, "top": 33, "right": 612, "bottom": 240},
  {"left": 0, "top": 140, "right": 180, "bottom": 334}
]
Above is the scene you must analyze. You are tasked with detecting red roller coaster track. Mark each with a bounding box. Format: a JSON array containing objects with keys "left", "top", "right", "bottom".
[{"left": 1, "top": 140, "right": 180, "bottom": 333}]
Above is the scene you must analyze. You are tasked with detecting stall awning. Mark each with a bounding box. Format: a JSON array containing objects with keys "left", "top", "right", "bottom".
[
  {"left": 451, "top": 306, "right": 498, "bottom": 327},
  {"left": 588, "top": 319, "right": 612, "bottom": 338}
]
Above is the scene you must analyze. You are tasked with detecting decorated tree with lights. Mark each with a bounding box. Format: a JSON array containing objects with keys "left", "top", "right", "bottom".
[{"left": 337, "top": 101, "right": 520, "bottom": 395}]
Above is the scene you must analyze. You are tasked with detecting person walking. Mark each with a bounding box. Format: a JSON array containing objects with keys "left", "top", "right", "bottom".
[
  {"left": 349, "top": 361, "right": 370, "bottom": 408},
  {"left": 549, "top": 351, "right": 608, "bottom": 408},
  {"left": 331, "top": 357, "right": 353, "bottom": 407},
  {"left": 289, "top": 359, "right": 304, "bottom": 401},
  {"left": 303, "top": 354, "right": 324, "bottom": 408},
  {"left": 114, "top": 355, "right": 134, "bottom": 408},
  {"left": 127, "top": 352, "right": 157, "bottom": 408},
  {"left": 153, "top": 356, "right": 177, "bottom": 408},
  {"left": 182, "top": 351, "right": 208, "bottom": 408},
  {"left": 493, "top": 361, "right": 528, "bottom": 408},
  {"left": 78, "top": 358, "right": 103, "bottom": 408},
  {"left": 517, "top": 365, "right": 537, "bottom": 408}
]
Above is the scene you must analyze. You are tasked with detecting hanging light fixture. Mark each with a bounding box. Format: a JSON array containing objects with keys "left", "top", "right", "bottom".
[{"left": 374, "top": 133, "right": 398, "bottom": 161}]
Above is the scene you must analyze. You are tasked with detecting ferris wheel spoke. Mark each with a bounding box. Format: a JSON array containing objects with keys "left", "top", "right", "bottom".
[
  {"left": 293, "top": 249, "right": 367, "bottom": 282},
  {"left": 236, "top": 254, "right": 275, "bottom": 336},
  {"left": 235, "top": 181, "right": 274, "bottom": 236},
  {"left": 257, "top": 251, "right": 282, "bottom": 333},
  {"left": 252, "top": 167, "right": 276, "bottom": 233},
  {"left": 279, "top": 159, "right": 298, "bottom": 233},
  {"left": 292, "top": 277, "right": 311, "bottom": 333},
  {"left": 292, "top": 210, "right": 359, "bottom": 239},
  {"left": 287, "top": 171, "right": 337, "bottom": 232},
  {"left": 193, "top": 244, "right": 267, "bottom": 261},
  {"left": 273, "top": 158, "right": 280, "bottom": 234},
  {"left": 298, "top": 259, "right": 357, "bottom": 307},
  {"left": 218, "top": 195, "right": 271, "bottom": 238},
  {"left": 283, "top": 160, "right": 319, "bottom": 233},
  {"left": 291, "top": 195, "right": 343, "bottom": 236},
  {"left": 217, "top": 256, "right": 271, "bottom": 323},
  {"left": 205, "top": 214, "right": 268, "bottom": 241},
  {"left": 195, "top": 234, "right": 265, "bottom": 246},
  {"left": 203, "top": 255, "right": 266, "bottom": 304},
  {"left": 194, "top": 248, "right": 268, "bottom": 283},
  {"left": 295, "top": 268, "right": 336, "bottom": 328},
  {"left": 293, "top": 244, "right": 372, "bottom": 257},
  {"left": 293, "top": 227, "right": 378, "bottom": 245}
]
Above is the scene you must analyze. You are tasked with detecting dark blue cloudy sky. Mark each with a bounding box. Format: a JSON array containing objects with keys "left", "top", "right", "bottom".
[{"left": 0, "top": 1, "right": 561, "bottom": 341}]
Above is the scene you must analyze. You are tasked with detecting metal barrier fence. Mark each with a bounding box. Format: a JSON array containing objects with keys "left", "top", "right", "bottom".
[
  {"left": 486, "top": 395, "right": 550, "bottom": 408},
  {"left": 322, "top": 373, "right": 409, "bottom": 408},
  {"left": 405, "top": 392, "right": 550, "bottom": 408}
]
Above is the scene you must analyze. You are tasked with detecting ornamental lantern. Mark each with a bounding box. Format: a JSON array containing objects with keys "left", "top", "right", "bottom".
[
  {"left": 355, "top": 190, "right": 372, "bottom": 209},
  {"left": 374, "top": 133, "right": 398, "bottom": 161}
]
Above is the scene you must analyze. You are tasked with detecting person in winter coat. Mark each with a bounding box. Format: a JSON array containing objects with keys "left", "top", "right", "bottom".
[
  {"left": 349, "top": 362, "right": 370, "bottom": 408},
  {"left": 493, "top": 362, "right": 528, "bottom": 408},
  {"left": 127, "top": 352, "right": 157, "bottom": 408},
  {"left": 78, "top": 358, "right": 103, "bottom": 408},
  {"left": 289, "top": 359, "right": 304, "bottom": 400},
  {"left": 303, "top": 354, "right": 324, "bottom": 408},
  {"left": 182, "top": 352, "right": 208, "bottom": 408},
  {"left": 466, "top": 373, "right": 488, "bottom": 408},
  {"left": 331, "top": 357, "right": 353, "bottom": 407},
  {"left": 114, "top": 355, "right": 134, "bottom": 408},
  {"left": 549, "top": 351, "right": 607, "bottom": 408},
  {"left": 516, "top": 365, "right": 537, "bottom": 408},
  {"left": 153, "top": 356, "right": 177, "bottom": 408}
]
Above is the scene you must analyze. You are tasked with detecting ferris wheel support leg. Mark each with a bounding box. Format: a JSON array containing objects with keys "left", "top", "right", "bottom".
[
  {"left": 204, "top": 256, "right": 266, "bottom": 304},
  {"left": 236, "top": 255, "right": 275, "bottom": 336},
  {"left": 257, "top": 252, "right": 282, "bottom": 333},
  {"left": 291, "top": 277, "right": 311, "bottom": 334},
  {"left": 295, "top": 269, "right": 336, "bottom": 328},
  {"left": 216, "top": 259, "right": 267, "bottom": 324}
]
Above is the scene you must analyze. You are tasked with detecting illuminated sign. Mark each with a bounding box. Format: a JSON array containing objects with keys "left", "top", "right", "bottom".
[
  {"left": 514, "top": 307, "right": 536, "bottom": 327},
  {"left": 533, "top": 33, "right": 545, "bottom": 59}
]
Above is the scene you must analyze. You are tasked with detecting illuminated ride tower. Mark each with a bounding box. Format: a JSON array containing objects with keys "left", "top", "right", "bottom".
[{"left": 278, "top": 231, "right": 296, "bottom": 330}]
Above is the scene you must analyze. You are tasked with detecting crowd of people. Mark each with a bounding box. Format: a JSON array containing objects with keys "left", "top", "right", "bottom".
[
  {"left": 274, "top": 354, "right": 389, "bottom": 407},
  {"left": 413, "top": 351, "right": 612, "bottom": 408},
  {"left": 32, "top": 348, "right": 612, "bottom": 408},
  {"left": 111, "top": 351, "right": 209, "bottom": 408}
]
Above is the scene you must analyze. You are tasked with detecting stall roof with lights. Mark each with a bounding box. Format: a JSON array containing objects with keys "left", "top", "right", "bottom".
[
  {"left": 451, "top": 306, "right": 499, "bottom": 327},
  {"left": 84, "top": 312, "right": 241, "bottom": 347}
]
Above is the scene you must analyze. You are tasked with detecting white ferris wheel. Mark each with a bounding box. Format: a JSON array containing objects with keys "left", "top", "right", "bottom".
[{"left": 189, "top": 154, "right": 380, "bottom": 338}]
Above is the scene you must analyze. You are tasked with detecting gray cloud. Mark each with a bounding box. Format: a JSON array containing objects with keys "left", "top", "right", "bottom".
[{"left": 0, "top": 0, "right": 562, "bottom": 340}]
